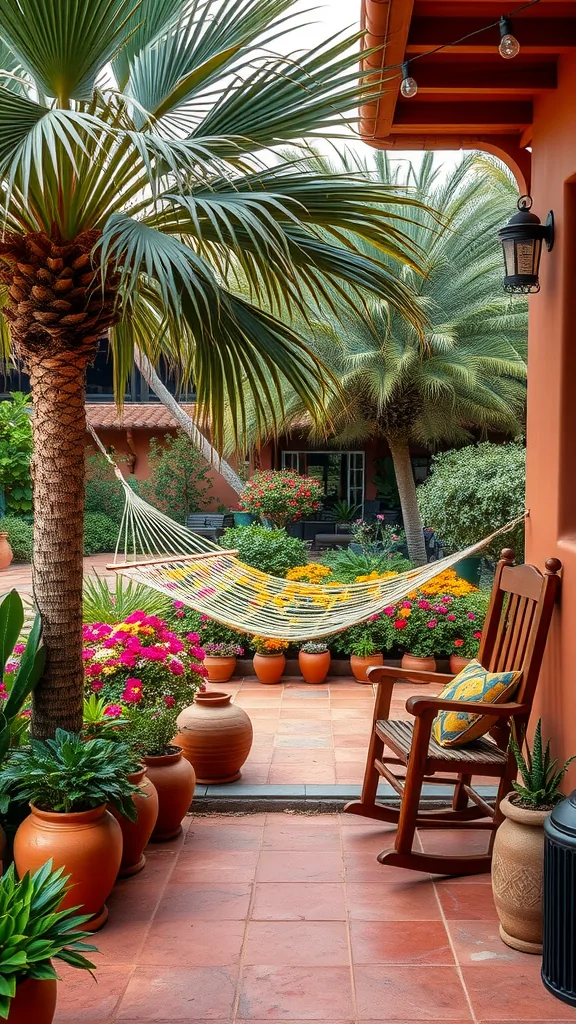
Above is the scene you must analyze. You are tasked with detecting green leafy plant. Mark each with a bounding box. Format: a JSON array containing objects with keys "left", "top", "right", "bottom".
[
  {"left": 349, "top": 632, "right": 380, "bottom": 658},
  {"left": 124, "top": 704, "right": 180, "bottom": 759},
  {"left": 0, "top": 730, "right": 139, "bottom": 821},
  {"left": 321, "top": 548, "right": 414, "bottom": 583},
  {"left": 238, "top": 470, "right": 324, "bottom": 527},
  {"left": 325, "top": 500, "right": 361, "bottom": 525},
  {"left": 509, "top": 720, "right": 576, "bottom": 810},
  {"left": 221, "top": 525, "right": 307, "bottom": 577},
  {"left": 0, "top": 860, "right": 98, "bottom": 1020},
  {"left": 0, "top": 590, "right": 45, "bottom": 763},
  {"left": 0, "top": 517, "right": 33, "bottom": 562},
  {"left": 140, "top": 433, "right": 212, "bottom": 525},
  {"left": 81, "top": 694, "right": 129, "bottom": 743},
  {"left": 83, "top": 512, "right": 120, "bottom": 555},
  {"left": 300, "top": 641, "right": 329, "bottom": 654},
  {"left": 0, "top": 393, "right": 32, "bottom": 516},
  {"left": 83, "top": 573, "right": 170, "bottom": 624},
  {"left": 333, "top": 620, "right": 392, "bottom": 658}
]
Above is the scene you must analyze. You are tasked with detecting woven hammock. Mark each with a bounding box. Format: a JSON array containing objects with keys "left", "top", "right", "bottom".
[{"left": 89, "top": 427, "right": 525, "bottom": 641}]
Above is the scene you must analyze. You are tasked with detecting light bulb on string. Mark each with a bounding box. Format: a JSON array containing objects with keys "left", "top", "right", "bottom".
[
  {"left": 499, "top": 16, "right": 520, "bottom": 59},
  {"left": 400, "top": 61, "right": 418, "bottom": 98}
]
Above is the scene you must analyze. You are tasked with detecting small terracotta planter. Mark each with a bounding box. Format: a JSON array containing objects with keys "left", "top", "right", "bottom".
[
  {"left": 0, "top": 532, "right": 13, "bottom": 571},
  {"left": 175, "top": 691, "right": 253, "bottom": 784},
  {"left": 401, "top": 653, "right": 437, "bottom": 681},
  {"left": 299, "top": 650, "right": 331, "bottom": 684},
  {"left": 492, "top": 793, "right": 548, "bottom": 954},
  {"left": 350, "top": 653, "right": 384, "bottom": 683},
  {"left": 7, "top": 977, "right": 57, "bottom": 1023},
  {"left": 143, "top": 747, "right": 195, "bottom": 841},
  {"left": 14, "top": 804, "right": 122, "bottom": 931},
  {"left": 110, "top": 766, "right": 159, "bottom": 877},
  {"left": 204, "top": 655, "right": 237, "bottom": 683},
  {"left": 449, "top": 654, "right": 472, "bottom": 674},
  {"left": 253, "top": 652, "right": 285, "bottom": 684}
]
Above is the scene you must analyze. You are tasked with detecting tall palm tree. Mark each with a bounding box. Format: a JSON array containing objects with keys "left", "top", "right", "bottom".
[
  {"left": 242, "top": 152, "right": 527, "bottom": 564},
  {"left": 0, "top": 0, "right": 430, "bottom": 737}
]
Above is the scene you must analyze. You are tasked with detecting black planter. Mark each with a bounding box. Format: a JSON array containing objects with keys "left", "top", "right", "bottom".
[{"left": 542, "top": 790, "right": 576, "bottom": 1005}]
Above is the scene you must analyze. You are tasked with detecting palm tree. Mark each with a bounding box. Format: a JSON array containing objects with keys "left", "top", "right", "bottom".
[
  {"left": 244, "top": 152, "right": 528, "bottom": 564},
  {"left": 0, "top": 0, "right": 432, "bottom": 737}
]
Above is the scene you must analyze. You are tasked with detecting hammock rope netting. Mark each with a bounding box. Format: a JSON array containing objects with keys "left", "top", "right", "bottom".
[{"left": 89, "top": 426, "right": 526, "bottom": 642}]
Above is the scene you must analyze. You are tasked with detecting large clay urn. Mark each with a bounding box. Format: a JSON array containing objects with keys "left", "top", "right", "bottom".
[
  {"left": 253, "top": 652, "right": 285, "bottom": 684},
  {"left": 204, "top": 655, "right": 237, "bottom": 683},
  {"left": 0, "top": 532, "right": 13, "bottom": 570},
  {"left": 14, "top": 804, "right": 122, "bottom": 931},
  {"left": 299, "top": 650, "right": 331, "bottom": 684},
  {"left": 143, "top": 747, "right": 195, "bottom": 841},
  {"left": 449, "top": 654, "right": 472, "bottom": 674},
  {"left": 7, "top": 978, "right": 57, "bottom": 1024},
  {"left": 491, "top": 794, "right": 548, "bottom": 954},
  {"left": 350, "top": 653, "right": 383, "bottom": 683},
  {"left": 401, "top": 653, "right": 437, "bottom": 682},
  {"left": 110, "top": 766, "right": 159, "bottom": 877},
  {"left": 175, "top": 691, "right": 253, "bottom": 784}
]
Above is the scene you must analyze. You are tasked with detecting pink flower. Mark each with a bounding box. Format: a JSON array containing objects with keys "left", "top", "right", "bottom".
[
  {"left": 392, "top": 534, "right": 399, "bottom": 541},
  {"left": 441, "top": 596, "right": 452, "bottom": 604},
  {"left": 368, "top": 614, "right": 379, "bottom": 622},
  {"left": 5, "top": 661, "right": 18, "bottom": 673},
  {"left": 103, "top": 704, "right": 123, "bottom": 718},
  {"left": 82, "top": 649, "right": 94, "bottom": 660},
  {"left": 176, "top": 611, "right": 184, "bottom": 619},
  {"left": 169, "top": 659, "right": 184, "bottom": 676},
  {"left": 187, "top": 632, "right": 200, "bottom": 643},
  {"left": 119, "top": 651, "right": 137, "bottom": 668},
  {"left": 125, "top": 611, "right": 147, "bottom": 623},
  {"left": 191, "top": 646, "right": 205, "bottom": 660},
  {"left": 84, "top": 663, "right": 101, "bottom": 677},
  {"left": 473, "top": 631, "right": 482, "bottom": 639},
  {"left": 141, "top": 646, "right": 168, "bottom": 661},
  {"left": 376, "top": 514, "right": 385, "bottom": 521},
  {"left": 164, "top": 695, "right": 176, "bottom": 708},
  {"left": 20, "top": 708, "right": 31, "bottom": 719},
  {"left": 194, "top": 664, "right": 209, "bottom": 678},
  {"left": 417, "top": 600, "right": 431, "bottom": 610},
  {"left": 447, "top": 614, "right": 456, "bottom": 621},
  {"left": 401, "top": 601, "right": 412, "bottom": 610},
  {"left": 200, "top": 615, "right": 210, "bottom": 623},
  {"left": 173, "top": 601, "right": 184, "bottom": 610},
  {"left": 13, "top": 644, "right": 26, "bottom": 655},
  {"left": 467, "top": 613, "right": 476, "bottom": 621},
  {"left": 383, "top": 606, "right": 395, "bottom": 617},
  {"left": 91, "top": 681, "right": 104, "bottom": 692},
  {"left": 426, "top": 620, "right": 437, "bottom": 629},
  {"left": 122, "top": 684, "right": 143, "bottom": 703}
]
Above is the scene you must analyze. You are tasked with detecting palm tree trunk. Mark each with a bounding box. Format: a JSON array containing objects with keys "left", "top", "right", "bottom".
[
  {"left": 28, "top": 350, "right": 88, "bottom": 737},
  {"left": 134, "top": 347, "right": 245, "bottom": 496},
  {"left": 387, "top": 436, "right": 427, "bottom": 565}
]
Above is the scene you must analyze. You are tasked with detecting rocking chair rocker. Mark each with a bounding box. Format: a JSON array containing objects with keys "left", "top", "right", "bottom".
[{"left": 343, "top": 549, "right": 562, "bottom": 875}]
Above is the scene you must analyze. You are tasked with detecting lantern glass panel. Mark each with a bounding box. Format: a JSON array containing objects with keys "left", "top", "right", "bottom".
[{"left": 502, "top": 238, "right": 516, "bottom": 277}]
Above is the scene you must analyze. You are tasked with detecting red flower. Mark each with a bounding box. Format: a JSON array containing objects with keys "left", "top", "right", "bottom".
[
  {"left": 454, "top": 639, "right": 464, "bottom": 648},
  {"left": 473, "top": 631, "right": 482, "bottom": 639},
  {"left": 394, "top": 620, "right": 407, "bottom": 630}
]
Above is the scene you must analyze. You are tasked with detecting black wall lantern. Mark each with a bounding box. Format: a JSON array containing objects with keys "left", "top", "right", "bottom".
[{"left": 498, "top": 195, "right": 554, "bottom": 294}]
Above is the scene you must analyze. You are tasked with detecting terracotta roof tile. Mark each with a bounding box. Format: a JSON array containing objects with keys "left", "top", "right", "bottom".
[{"left": 86, "top": 403, "right": 197, "bottom": 430}]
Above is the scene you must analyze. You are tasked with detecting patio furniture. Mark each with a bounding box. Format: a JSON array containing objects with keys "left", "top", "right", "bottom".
[
  {"left": 185, "top": 513, "right": 234, "bottom": 542},
  {"left": 344, "top": 549, "right": 562, "bottom": 875},
  {"left": 314, "top": 533, "right": 354, "bottom": 551}
]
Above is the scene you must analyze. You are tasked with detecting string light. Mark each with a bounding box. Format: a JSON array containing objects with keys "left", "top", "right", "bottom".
[
  {"left": 499, "top": 16, "right": 521, "bottom": 58},
  {"left": 400, "top": 62, "right": 418, "bottom": 99}
]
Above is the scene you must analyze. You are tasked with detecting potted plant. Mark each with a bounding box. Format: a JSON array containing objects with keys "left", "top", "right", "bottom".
[
  {"left": 203, "top": 641, "right": 244, "bottom": 683},
  {"left": 349, "top": 633, "right": 384, "bottom": 683},
  {"left": 237, "top": 470, "right": 324, "bottom": 528},
  {"left": 0, "top": 860, "right": 98, "bottom": 1023},
  {"left": 492, "top": 720, "right": 575, "bottom": 954},
  {"left": 0, "top": 532, "right": 12, "bottom": 571},
  {"left": 252, "top": 636, "right": 289, "bottom": 684},
  {"left": 299, "top": 641, "right": 331, "bottom": 684},
  {"left": 125, "top": 703, "right": 196, "bottom": 841},
  {"left": 0, "top": 730, "right": 139, "bottom": 931},
  {"left": 175, "top": 691, "right": 253, "bottom": 784}
]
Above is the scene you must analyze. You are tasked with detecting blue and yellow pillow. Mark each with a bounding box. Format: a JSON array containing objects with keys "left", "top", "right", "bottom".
[{"left": 432, "top": 659, "right": 522, "bottom": 748}]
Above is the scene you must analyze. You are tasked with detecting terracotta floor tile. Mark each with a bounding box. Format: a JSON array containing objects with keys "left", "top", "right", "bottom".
[
  {"left": 243, "top": 921, "right": 350, "bottom": 966},
  {"left": 153, "top": 882, "right": 252, "bottom": 921},
  {"left": 447, "top": 919, "right": 532, "bottom": 966},
  {"left": 117, "top": 966, "right": 237, "bottom": 1020},
  {"left": 435, "top": 882, "right": 498, "bottom": 921},
  {"left": 262, "top": 822, "right": 341, "bottom": 851},
  {"left": 185, "top": 824, "right": 264, "bottom": 850},
  {"left": 334, "top": 747, "right": 370, "bottom": 762},
  {"left": 92, "top": 916, "right": 150, "bottom": 965},
  {"left": 344, "top": 850, "right": 413, "bottom": 883},
  {"left": 279, "top": 708, "right": 332, "bottom": 720},
  {"left": 354, "top": 965, "right": 472, "bottom": 1020},
  {"left": 251, "top": 883, "right": 347, "bottom": 920},
  {"left": 270, "top": 748, "right": 335, "bottom": 765},
  {"left": 350, "top": 919, "right": 454, "bottom": 966},
  {"left": 462, "top": 963, "right": 576, "bottom": 1020},
  {"left": 346, "top": 880, "right": 442, "bottom": 920},
  {"left": 274, "top": 735, "right": 332, "bottom": 749},
  {"left": 239, "top": 764, "right": 271, "bottom": 783},
  {"left": 419, "top": 829, "right": 491, "bottom": 857},
  {"left": 335, "top": 764, "right": 367, "bottom": 784},
  {"left": 237, "top": 965, "right": 355, "bottom": 1019},
  {"left": 170, "top": 849, "right": 259, "bottom": 883},
  {"left": 277, "top": 719, "right": 332, "bottom": 735},
  {"left": 54, "top": 964, "right": 131, "bottom": 1022},
  {"left": 257, "top": 851, "right": 343, "bottom": 883},
  {"left": 138, "top": 918, "right": 245, "bottom": 966},
  {"left": 331, "top": 708, "right": 373, "bottom": 719},
  {"left": 269, "top": 765, "right": 337, "bottom": 784}
]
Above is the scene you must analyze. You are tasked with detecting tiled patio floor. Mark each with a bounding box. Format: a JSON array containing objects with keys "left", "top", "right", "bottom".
[{"left": 53, "top": 811, "right": 576, "bottom": 1023}]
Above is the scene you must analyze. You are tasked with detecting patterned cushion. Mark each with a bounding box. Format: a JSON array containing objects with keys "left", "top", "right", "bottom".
[{"left": 432, "top": 659, "right": 522, "bottom": 748}]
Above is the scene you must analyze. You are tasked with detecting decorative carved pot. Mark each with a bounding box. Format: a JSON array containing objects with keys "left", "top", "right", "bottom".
[
  {"left": 175, "top": 692, "right": 253, "bottom": 784},
  {"left": 350, "top": 653, "right": 383, "bottom": 683},
  {"left": 0, "top": 532, "right": 13, "bottom": 571},
  {"left": 401, "top": 653, "right": 437, "bottom": 682},
  {"left": 299, "top": 650, "right": 331, "bottom": 684},
  {"left": 143, "top": 747, "right": 195, "bottom": 841},
  {"left": 449, "top": 654, "right": 472, "bottom": 674},
  {"left": 110, "top": 767, "right": 159, "bottom": 877},
  {"left": 204, "top": 656, "right": 237, "bottom": 683},
  {"left": 253, "top": 653, "right": 285, "bottom": 684},
  {"left": 491, "top": 794, "right": 548, "bottom": 954},
  {"left": 7, "top": 978, "right": 57, "bottom": 1023},
  {"left": 14, "top": 804, "right": 122, "bottom": 931}
]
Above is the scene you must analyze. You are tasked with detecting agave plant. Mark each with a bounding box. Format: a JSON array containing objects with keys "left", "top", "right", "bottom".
[
  {"left": 0, "top": 590, "right": 45, "bottom": 761},
  {"left": 83, "top": 573, "right": 169, "bottom": 625},
  {"left": 510, "top": 719, "right": 576, "bottom": 809},
  {"left": 0, "top": 860, "right": 97, "bottom": 1020}
]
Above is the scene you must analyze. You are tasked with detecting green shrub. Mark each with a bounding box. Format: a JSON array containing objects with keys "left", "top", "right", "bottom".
[
  {"left": 321, "top": 548, "right": 415, "bottom": 583},
  {"left": 140, "top": 432, "right": 212, "bottom": 525},
  {"left": 417, "top": 441, "right": 526, "bottom": 560},
  {"left": 0, "top": 392, "right": 32, "bottom": 516},
  {"left": 83, "top": 513, "right": 119, "bottom": 555},
  {"left": 85, "top": 453, "right": 131, "bottom": 523},
  {"left": 0, "top": 516, "right": 33, "bottom": 561},
  {"left": 220, "top": 524, "right": 307, "bottom": 577}
]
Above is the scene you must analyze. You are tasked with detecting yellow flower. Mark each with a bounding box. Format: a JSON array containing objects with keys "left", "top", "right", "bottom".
[{"left": 285, "top": 564, "right": 333, "bottom": 584}]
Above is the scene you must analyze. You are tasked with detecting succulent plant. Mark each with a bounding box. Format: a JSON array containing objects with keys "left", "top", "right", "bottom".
[{"left": 510, "top": 719, "right": 576, "bottom": 809}]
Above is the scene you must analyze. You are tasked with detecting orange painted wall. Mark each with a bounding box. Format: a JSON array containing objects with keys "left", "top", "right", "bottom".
[{"left": 526, "top": 51, "right": 576, "bottom": 774}]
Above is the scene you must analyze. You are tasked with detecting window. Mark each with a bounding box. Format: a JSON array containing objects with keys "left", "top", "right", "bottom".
[{"left": 281, "top": 451, "right": 365, "bottom": 511}]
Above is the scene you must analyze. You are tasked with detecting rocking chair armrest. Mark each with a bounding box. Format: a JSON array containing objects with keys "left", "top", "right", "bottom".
[
  {"left": 406, "top": 696, "right": 532, "bottom": 718},
  {"left": 367, "top": 665, "right": 455, "bottom": 686}
]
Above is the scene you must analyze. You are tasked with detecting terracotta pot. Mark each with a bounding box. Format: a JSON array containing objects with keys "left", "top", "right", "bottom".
[
  {"left": 0, "top": 532, "right": 13, "bottom": 571},
  {"left": 299, "top": 650, "right": 331, "bottom": 684},
  {"left": 401, "top": 653, "right": 437, "bottom": 682},
  {"left": 175, "top": 692, "right": 253, "bottom": 784},
  {"left": 350, "top": 653, "right": 384, "bottom": 683},
  {"left": 204, "top": 655, "right": 237, "bottom": 683},
  {"left": 14, "top": 804, "right": 122, "bottom": 931},
  {"left": 7, "top": 978, "right": 57, "bottom": 1023},
  {"left": 253, "top": 652, "right": 285, "bottom": 684},
  {"left": 450, "top": 654, "right": 472, "bottom": 674},
  {"left": 143, "top": 747, "right": 195, "bottom": 841},
  {"left": 110, "top": 767, "right": 159, "bottom": 877},
  {"left": 491, "top": 793, "right": 548, "bottom": 954}
]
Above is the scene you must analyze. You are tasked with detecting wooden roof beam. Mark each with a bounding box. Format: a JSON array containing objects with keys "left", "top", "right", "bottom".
[
  {"left": 406, "top": 17, "right": 576, "bottom": 53},
  {"left": 410, "top": 61, "right": 557, "bottom": 93},
  {"left": 393, "top": 99, "right": 533, "bottom": 132}
]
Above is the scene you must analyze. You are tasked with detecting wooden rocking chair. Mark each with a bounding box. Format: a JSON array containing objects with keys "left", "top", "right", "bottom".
[{"left": 343, "top": 549, "right": 562, "bottom": 875}]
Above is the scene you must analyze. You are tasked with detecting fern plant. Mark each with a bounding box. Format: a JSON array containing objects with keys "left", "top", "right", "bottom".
[
  {"left": 510, "top": 719, "right": 576, "bottom": 809},
  {"left": 83, "top": 573, "right": 170, "bottom": 625}
]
